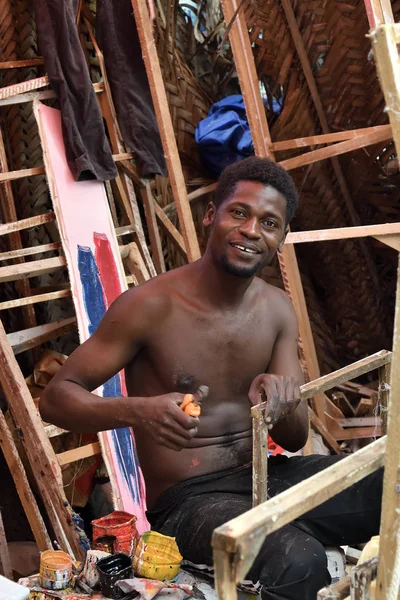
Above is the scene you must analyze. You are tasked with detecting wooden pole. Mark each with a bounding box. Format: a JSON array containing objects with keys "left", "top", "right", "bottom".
[
  {"left": 0, "top": 409, "right": 52, "bottom": 552},
  {"left": 0, "top": 511, "right": 13, "bottom": 580},
  {"left": 364, "top": 0, "right": 394, "bottom": 28},
  {"left": 130, "top": 0, "right": 201, "bottom": 263},
  {"left": 251, "top": 404, "right": 268, "bottom": 506},
  {"left": 220, "top": 0, "right": 327, "bottom": 432},
  {"left": 372, "top": 24, "right": 400, "bottom": 594},
  {"left": 0, "top": 320, "right": 84, "bottom": 559}
]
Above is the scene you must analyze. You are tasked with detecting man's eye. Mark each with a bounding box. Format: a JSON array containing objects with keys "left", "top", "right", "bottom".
[
  {"left": 264, "top": 220, "right": 276, "bottom": 228},
  {"left": 232, "top": 209, "right": 245, "bottom": 217}
]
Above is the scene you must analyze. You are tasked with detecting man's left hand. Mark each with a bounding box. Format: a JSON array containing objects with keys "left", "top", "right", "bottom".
[{"left": 248, "top": 374, "right": 301, "bottom": 429}]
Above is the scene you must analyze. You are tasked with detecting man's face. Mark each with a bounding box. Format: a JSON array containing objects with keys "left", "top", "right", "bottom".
[{"left": 203, "top": 181, "right": 288, "bottom": 278}]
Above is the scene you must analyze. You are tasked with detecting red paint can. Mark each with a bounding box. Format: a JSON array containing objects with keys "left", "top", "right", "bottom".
[{"left": 92, "top": 511, "right": 138, "bottom": 556}]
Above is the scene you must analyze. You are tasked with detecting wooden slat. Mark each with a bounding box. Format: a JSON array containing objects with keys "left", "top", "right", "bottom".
[
  {"left": 0, "top": 58, "right": 44, "bottom": 69},
  {"left": 0, "top": 320, "right": 84, "bottom": 559},
  {"left": 0, "top": 256, "right": 66, "bottom": 283},
  {"left": 300, "top": 350, "right": 392, "bottom": 400},
  {"left": 44, "top": 424, "right": 68, "bottom": 438},
  {"left": 0, "top": 409, "right": 52, "bottom": 552},
  {"left": 0, "top": 213, "right": 55, "bottom": 236},
  {"left": 153, "top": 201, "right": 186, "bottom": 256},
  {"left": 7, "top": 318, "right": 77, "bottom": 355},
  {"left": 285, "top": 223, "right": 400, "bottom": 244},
  {"left": 0, "top": 289, "right": 71, "bottom": 311},
  {"left": 130, "top": 0, "right": 201, "bottom": 262},
  {"left": 163, "top": 182, "right": 217, "bottom": 219},
  {"left": 0, "top": 511, "right": 13, "bottom": 579},
  {"left": 0, "top": 166, "right": 45, "bottom": 183},
  {"left": 0, "top": 76, "right": 49, "bottom": 101},
  {"left": 251, "top": 404, "right": 268, "bottom": 507},
  {"left": 364, "top": 0, "right": 394, "bottom": 27},
  {"left": 0, "top": 241, "right": 61, "bottom": 261},
  {"left": 140, "top": 182, "right": 166, "bottom": 274},
  {"left": 57, "top": 442, "right": 101, "bottom": 466},
  {"left": 376, "top": 258, "right": 400, "bottom": 597},
  {"left": 279, "top": 127, "right": 393, "bottom": 171},
  {"left": 0, "top": 81, "right": 104, "bottom": 108},
  {"left": 308, "top": 408, "right": 341, "bottom": 453},
  {"left": 270, "top": 125, "right": 392, "bottom": 152}
]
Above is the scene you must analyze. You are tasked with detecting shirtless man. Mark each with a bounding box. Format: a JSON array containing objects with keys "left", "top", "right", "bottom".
[{"left": 41, "top": 157, "right": 382, "bottom": 599}]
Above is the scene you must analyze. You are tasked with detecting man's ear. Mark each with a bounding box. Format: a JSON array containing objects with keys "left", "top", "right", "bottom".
[
  {"left": 278, "top": 226, "right": 289, "bottom": 252},
  {"left": 203, "top": 202, "right": 216, "bottom": 227}
]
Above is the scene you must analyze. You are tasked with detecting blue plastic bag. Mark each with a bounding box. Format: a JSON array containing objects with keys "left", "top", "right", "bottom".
[{"left": 195, "top": 95, "right": 254, "bottom": 177}]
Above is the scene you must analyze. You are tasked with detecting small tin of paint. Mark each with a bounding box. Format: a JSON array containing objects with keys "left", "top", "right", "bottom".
[
  {"left": 39, "top": 550, "right": 73, "bottom": 590},
  {"left": 92, "top": 535, "right": 116, "bottom": 554}
]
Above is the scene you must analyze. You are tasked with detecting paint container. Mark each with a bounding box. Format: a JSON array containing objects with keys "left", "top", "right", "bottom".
[
  {"left": 39, "top": 550, "right": 72, "bottom": 590},
  {"left": 92, "top": 511, "right": 138, "bottom": 556},
  {"left": 133, "top": 531, "right": 183, "bottom": 581},
  {"left": 96, "top": 553, "right": 132, "bottom": 599},
  {"left": 92, "top": 535, "right": 116, "bottom": 554},
  {"left": 80, "top": 549, "right": 110, "bottom": 589}
]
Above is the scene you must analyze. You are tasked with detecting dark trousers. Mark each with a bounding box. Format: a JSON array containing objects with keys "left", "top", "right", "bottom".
[{"left": 147, "top": 454, "right": 383, "bottom": 600}]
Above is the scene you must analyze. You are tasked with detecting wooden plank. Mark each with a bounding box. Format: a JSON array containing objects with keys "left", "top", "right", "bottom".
[
  {"left": 308, "top": 408, "right": 341, "bottom": 454},
  {"left": 153, "top": 200, "right": 187, "bottom": 257},
  {"left": 130, "top": 0, "right": 201, "bottom": 262},
  {"left": 44, "top": 424, "right": 68, "bottom": 438},
  {"left": 300, "top": 350, "right": 392, "bottom": 400},
  {"left": 212, "top": 436, "right": 386, "bottom": 581},
  {"left": 0, "top": 76, "right": 49, "bottom": 101},
  {"left": 325, "top": 413, "right": 380, "bottom": 440},
  {"left": 286, "top": 223, "right": 400, "bottom": 244},
  {"left": 0, "top": 256, "right": 66, "bottom": 283},
  {"left": 0, "top": 241, "right": 61, "bottom": 261},
  {"left": 251, "top": 404, "right": 268, "bottom": 507},
  {"left": 0, "top": 409, "right": 52, "bottom": 552},
  {"left": 0, "top": 289, "right": 71, "bottom": 311},
  {"left": 364, "top": 0, "right": 394, "bottom": 28},
  {"left": 279, "top": 127, "right": 393, "bottom": 171},
  {"left": 0, "top": 82, "right": 104, "bottom": 108},
  {"left": 214, "top": 549, "right": 238, "bottom": 600},
  {"left": 0, "top": 212, "right": 55, "bottom": 236},
  {"left": 0, "top": 320, "right": 84, "bottom": 559},
  {"left": 0, "top": 58, "right": 44, "bottom": 69},
  {"left": 375, "top": 259, "right": 400, "bottom": 599},
  {"left": 318, "top": 574, "right": 351, "bottom": 599},
  {"left": 125, "top": 242, "right": 151, "bottom": 285},
  {"left": 378, "top": 362, "right": 391, "bottom": 435},
  {"left": 7, "top": 318, "right": 77, "bottom": 355},
  {"left": 163, "top": 182, "right": 218, "bottom": 219},
  {"left": 140, "top": 182, "right": 166, "bottom": 274},
  {"left": 0, "top": 165, "right": 45, "bottom": 183},
  {"left": 270, "top": 126, "right": 392, "bottom": 152},
  {"left": 350, "top": 557, "right": 378, "bottom": 600},
  {"left": 0, "top": 511, "right": 13, "bottom": 580},
  {"left": 373, "top": 233, "right": 400, "bottom": 251},
  {"left": 339, "top": 417, "right": 378, "bottom": 428},
  {"left": 221, "top": 0, "right": 326, "bottom": 430},
  {"left": 57, "top": 442, "right": 101, "bottom": 466}
]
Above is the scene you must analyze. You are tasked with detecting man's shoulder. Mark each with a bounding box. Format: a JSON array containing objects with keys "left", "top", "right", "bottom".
[
  {"left": 115, "top": 264, "right": 190, "bottom": 316},
  {"left": 255, "top": 278, "right": 297, "bottom": 321}
]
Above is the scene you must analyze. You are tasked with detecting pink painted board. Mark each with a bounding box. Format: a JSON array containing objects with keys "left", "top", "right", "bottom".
[{"left": 34, "top": 101, "right": 148, "bottom": 533}]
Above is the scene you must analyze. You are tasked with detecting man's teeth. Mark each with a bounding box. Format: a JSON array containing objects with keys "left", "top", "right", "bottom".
[{"left": 232, "top": 244, "right": 257, "bottom": 254}]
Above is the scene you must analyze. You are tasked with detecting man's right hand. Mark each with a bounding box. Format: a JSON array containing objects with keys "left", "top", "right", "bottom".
[{"left": 135, "top": 393, "right": 200, "bottom": 451}]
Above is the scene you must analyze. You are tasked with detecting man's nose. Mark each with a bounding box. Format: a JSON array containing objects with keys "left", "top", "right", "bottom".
[{"left": 239, "top": 217, "right": 261, "bottom": 239}]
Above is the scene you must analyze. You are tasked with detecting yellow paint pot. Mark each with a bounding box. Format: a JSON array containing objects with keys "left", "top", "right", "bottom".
[
  {"left": 39, "top": 550, "right": 72, "bottom": 590},
  {"left": 133, "top": 531, "right": 182, "bottom": 581}
]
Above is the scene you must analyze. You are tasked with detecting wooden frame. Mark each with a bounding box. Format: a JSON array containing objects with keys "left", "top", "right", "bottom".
[{"left": 212, "top": 350, "right": 392, "bottom": 597}]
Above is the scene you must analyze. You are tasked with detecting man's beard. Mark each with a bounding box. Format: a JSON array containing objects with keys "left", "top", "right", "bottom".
[{"left": 220, "top": 252, "right": 263, "bottom": 278}]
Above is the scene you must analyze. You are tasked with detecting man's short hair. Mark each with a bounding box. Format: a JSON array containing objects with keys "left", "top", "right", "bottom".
[{"left": 214, "top": 157, "right": 299, "bottom": 225}]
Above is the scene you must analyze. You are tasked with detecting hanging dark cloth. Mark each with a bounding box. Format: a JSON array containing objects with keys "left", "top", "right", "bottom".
[
  {"left": 96, "top": 0, "right": 167, "bottom": 178},
  {"left": 33, "top": 0, "right": 117, "bottom": 182}
]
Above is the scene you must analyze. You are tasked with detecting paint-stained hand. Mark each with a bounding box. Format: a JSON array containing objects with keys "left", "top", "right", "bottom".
[
  {"left": 248, "top": 374, "right": 301, "bottom": 429},
  {"left": 137, "top": 387, "right": 207, "bottom": 451}
]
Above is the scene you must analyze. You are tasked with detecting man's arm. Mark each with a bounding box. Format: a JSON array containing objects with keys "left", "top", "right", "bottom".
[
  {"left": 249, "top": 291, "right": 309, "bottom": 452},
  {"left": 40, "top": 287, "right": 198, "bottom": 451}
]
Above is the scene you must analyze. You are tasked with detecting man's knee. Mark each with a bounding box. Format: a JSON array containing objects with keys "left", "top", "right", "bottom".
[{"left": 256, "top": 532, "right": 329, "bottom": 599}]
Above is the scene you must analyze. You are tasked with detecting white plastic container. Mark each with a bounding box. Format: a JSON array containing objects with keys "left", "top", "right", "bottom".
[{"left": 0, "top": 575, "right": 30, "bottom": 600}]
